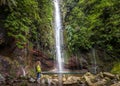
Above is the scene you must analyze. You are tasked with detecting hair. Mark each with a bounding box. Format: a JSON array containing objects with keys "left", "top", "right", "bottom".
[{"left": 36, "top": 60, "right": 41, "bottom": 65}]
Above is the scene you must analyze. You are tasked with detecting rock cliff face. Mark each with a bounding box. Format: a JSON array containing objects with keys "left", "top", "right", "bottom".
[
  {"left": 0, "top": 55, "right": 14, "bottom": 77},
  {"left": 0, "top": 25, "right": 55, "bottom": 72},
  {"left": 65, "top": 56, "right": 88, "bottom": 70},
  {"left": 31, "top": 49, "right": 54, "bottom": 71}
]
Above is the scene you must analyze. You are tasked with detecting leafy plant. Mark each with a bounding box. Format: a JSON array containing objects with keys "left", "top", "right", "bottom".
[{"left": 63, "top": 0, "right": 120, "bottom": 55}]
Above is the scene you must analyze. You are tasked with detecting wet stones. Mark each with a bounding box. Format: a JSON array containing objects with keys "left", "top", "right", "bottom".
[
  {"left": 0, "top": 72, "right": 120, "bottom": 86},
  {"left": 103, "top": 72, "right": 115, "bottom": 79}
]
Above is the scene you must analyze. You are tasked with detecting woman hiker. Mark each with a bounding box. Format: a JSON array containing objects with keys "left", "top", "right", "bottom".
[{"left": 36, "top": 61, "right": 42, "bottom": 83}]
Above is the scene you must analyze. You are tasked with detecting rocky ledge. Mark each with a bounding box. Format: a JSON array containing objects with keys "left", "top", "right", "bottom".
[{"left": 0, "top": 72, "right": 120, "bottom": 86}]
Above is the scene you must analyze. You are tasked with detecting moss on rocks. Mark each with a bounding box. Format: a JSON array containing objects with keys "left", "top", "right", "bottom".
[{"left": 111, "top": 62, "right": 120, "bottom": 74}]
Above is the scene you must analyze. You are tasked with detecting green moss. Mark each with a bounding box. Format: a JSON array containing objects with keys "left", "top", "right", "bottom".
[{"left": 111, "top": 62, "right": 120, "bottom": 74}]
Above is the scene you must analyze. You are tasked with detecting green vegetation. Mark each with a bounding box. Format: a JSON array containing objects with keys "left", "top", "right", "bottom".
[
  {"left": 0, "top": 0, "right": 54, "bottom": 50},
  {"left": 63, "top": 0, "right": 120, "bottom": 55},
  {"left": 5, "top": 0, "right": 40, "bottom": 48},
  {"left": 0, "top": 0, "right": 120, "bottom": 73},
  {"left": 1, "top": 0, "right": 119, "bottom": 55},
  {"left": 111, "top": 61, "right": 120, "bottom": 74}
]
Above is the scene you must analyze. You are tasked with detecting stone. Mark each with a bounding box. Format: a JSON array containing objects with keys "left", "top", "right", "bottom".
[
  {"left": 84, "top": 72, "right": 95, "bottom": 80},
  {"left": 115, "top": 74, "right": 120, "bottom": 80},
  {"left": 72, "top": 76, "right": 79, "bottom": 80},
  {"left": 52, "top": 78, "right": 59, "bottom": 85},
  {"left": 67, "top": 76, "right": 73, "bottom": 81},
  {"left": 47, "top": 78, "right": 52, "bottom": 85},
  {"left": 52, "top": 78, "right": 58, "bottom": 83},
  {"left": 110, "top": 82, "right": 120, "bottom": 86},
  {"left": 51, "top": 80, "right": 57, "bottom": 85},
  {"left": 94, "top": 79, "right": 107, "bottom": 86},
  {"left": 28, "top": 78, "right": 35, "bottom": 83},
  {"left": 68, "top": 76, "right": 79, "bottom": 81},
  {"left": 84, "top": 75, "right": 94, "bottom": 86},
  {"left": 62, "top": 77, "right": 66, "bottom": 82},
  {"left": 103, "top": 72, "right": 115, "bottom": 79},
  {"left": 63, "top": 80, "right": 73, "bottom": 85},
  {"left": 99, "top": 72, "right": 104, "bottom": 78},
  {"left": 63, "top": 76, "right": 79, "bottom": 85},
  {"left": 42, "top": 75, "right": 51, "bottom": 78},
  {"left": 53, "top": 74, "right": 58, "bottom": 78}
]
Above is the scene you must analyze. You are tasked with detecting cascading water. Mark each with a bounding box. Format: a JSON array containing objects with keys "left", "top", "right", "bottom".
[
  {"left": 92, "top": 48, "right": 97, "bottom": 74},
  {"left": 54, "top": 0, "right": 63, "bottom": 85},
  {"left": 54, "top": 0, "right": 63, "bottom": 73}
]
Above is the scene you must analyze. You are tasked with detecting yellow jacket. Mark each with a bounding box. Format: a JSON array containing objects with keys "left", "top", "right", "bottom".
[{"left": 36, "top": 65, "right": 41, "bottom": 73}]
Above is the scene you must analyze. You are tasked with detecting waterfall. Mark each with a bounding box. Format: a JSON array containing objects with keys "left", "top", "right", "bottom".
[
  {"left": 92, "top": 48, "right": 97, "bottom": 74},
  {"left": 54, "top": 0, "right": 63, "bottom": 73},
  {"left": 54, "top": 0, "right": 63, "bottom": 85}
]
